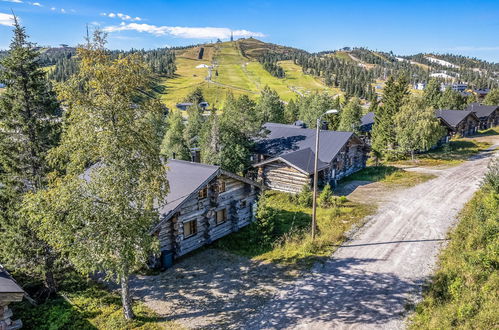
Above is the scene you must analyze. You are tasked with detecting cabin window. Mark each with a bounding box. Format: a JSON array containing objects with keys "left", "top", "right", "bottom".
[
  {"left": 198, "top": 186, "right": 208, "bottom": 199},
  {"left": 216, "top": 208, "right": 227, "bottom": 225},
  {"left": 218, "top": 180, "right": 226, "bottom": 193},
  {"left": 183, "top": 219, "right": 197, "bottom": 238}
]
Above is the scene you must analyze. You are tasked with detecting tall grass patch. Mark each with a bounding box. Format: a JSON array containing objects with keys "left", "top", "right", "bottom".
[{"left": 214, "top": 190, "right": 374, "bottom": 269}]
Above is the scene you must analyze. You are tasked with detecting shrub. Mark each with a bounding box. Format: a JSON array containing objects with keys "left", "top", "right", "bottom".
[
  {"left": 297, "top": 184, "right": 313, "bottom": 207},
  {"left": 318, "top": 184, "right": 334, "bottom": 208}
]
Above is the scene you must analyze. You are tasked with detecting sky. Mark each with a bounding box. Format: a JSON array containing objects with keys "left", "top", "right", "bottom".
[{"left": 1, "top": 0, "right": 499, "bottom": 62}]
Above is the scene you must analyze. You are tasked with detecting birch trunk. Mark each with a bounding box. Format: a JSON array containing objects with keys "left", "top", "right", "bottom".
[{"left": 120, "top": 270, "right": 135, "bottom": 320}]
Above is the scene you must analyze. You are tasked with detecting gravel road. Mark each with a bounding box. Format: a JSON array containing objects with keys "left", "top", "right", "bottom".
[{"left": 244, "top": 146, "right": 498, "bottom": 330}]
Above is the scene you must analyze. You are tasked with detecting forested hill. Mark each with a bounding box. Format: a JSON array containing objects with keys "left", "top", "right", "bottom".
[{"left": 1, "top": 38, "right": 498, "bottom": 105}]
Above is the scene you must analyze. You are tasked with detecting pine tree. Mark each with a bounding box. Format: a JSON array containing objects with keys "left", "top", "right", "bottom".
[
  {"left": 256, "top": 86, "right": 285, "bottom": 123},
  {"left": 24, "top": 31, "right": 169, "bottom": 320},
  {"left": 184, "top": 87, "right": 204, "bottom": 105},
  {"left": 161, "top": 111, "right": 191, "bottom": 160},
  {"left": 371, "top": 75, "right": 409, "bottom": 158},
  {"left": 338, "top": 97, "right": 362, "bottom": 133},
  {"left": 0, "top": 18, "right": 61, "bottom": 296}
]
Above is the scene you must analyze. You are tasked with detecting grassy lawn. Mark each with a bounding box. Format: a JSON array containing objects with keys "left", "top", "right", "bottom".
[
  {"left": 388, "top": 140, "right": 493, "bottom": 167},
  {"left": 342, "top": 166, "right": 436, "bottom": 187},
  {"left": 215, "top": 191, "right": 375, "bottom": 269},
  {"left": 474, "top": 126, "right": 499, "bottom": 136},
  {"left": 409, "top": 161, "right": 499, "bottom": 329},
  {"left": 12, "top": 275, "right": 179, "bottom": 330}
]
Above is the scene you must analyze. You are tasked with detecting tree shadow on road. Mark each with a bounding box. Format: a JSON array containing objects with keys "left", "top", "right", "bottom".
[
  {"left": 246, "top": 256, "right": 423, "bottom": 329},
  {"left": 131, "top": 252, "right": 422, "bottom": 329}
]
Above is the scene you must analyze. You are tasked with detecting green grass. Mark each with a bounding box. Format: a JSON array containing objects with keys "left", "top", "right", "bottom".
[
  {"left": 475, "top": 126, "right": 499, "bottom": 136},
  {"left": 12, "top": 275, "right": 180, "bottom": 330},
  {"left": 409, "top": 162, "right": 499, "bottom": 329},
  {"left": 215, "top": 191, "right": 374, "bottom": 269},
  {"left": 342, "top": 166, "right": 435, "bottom": 187},
  {"left": 388, "top": 140, "right": 493, "bottom": 167}
]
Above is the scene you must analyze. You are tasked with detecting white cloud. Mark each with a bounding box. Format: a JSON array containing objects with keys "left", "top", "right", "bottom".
[
  {"left": 1, "top": 0, "right": 23, "bottom": 3},
  {"left": 30, "top": 2, "right": 42, "bottom": 6},
  {"left": 104, "top": 12, "right": 141, "bottom": 21},
  {"left": 0, "top": 12, "right": 15, "bottom": 26},
  {"left": 103, "top": 22, "right": 265, "bottom": 39},
  {"left": 50, "top": 6, "right": 55, "bottom": 10},
  {"left": 60, "top": 8, "right": 65, "bottom": 13}
]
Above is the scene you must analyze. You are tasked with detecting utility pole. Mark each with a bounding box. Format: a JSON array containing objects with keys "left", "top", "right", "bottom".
[{"left": 312, "top": 109, "right": 339, "bottom": 239}]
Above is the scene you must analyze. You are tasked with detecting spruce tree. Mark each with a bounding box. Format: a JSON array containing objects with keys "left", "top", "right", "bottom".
[
  {"left": 484, "top": 88, "right": 499, "bottom": 105},
  {"left": 284, "top": 98, "right": 299, "bottom": 124},
  {"left": 256, "top": 86, "right": 285, "bottom": 123},
  {"left": 439, "top": 88, "right": 466, "bottom": 110},
  {"left": 371, "top": 75, "right": 409, "bottom": 158},
  {"left": 423, "top": 79, "right": 442, "bottom": 109},
  {"left": 0, "top": 18, "right": 60, "bottom": 296},
  {"left": 338, "top": 97, "right": 362, "bottom": 133},
  {"left": 183, "top": 105, "right": 204, "bottom": 149}
]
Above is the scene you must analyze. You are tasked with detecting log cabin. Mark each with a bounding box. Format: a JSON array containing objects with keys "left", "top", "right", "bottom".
[
  {"left": 435, "top": 110, "right": 479, "bottom": 137},
  {"left": 466, "top": 103, "right": 499, "bottom": 130},
  {"left": 150, "top": 160, "right": 261, "bottom": 268},
  {"left": 0, "top": 266, "right": 24, "bottom": 330},
  {"left": 252, "top": 123, "right": 368, "bottom": 194}
]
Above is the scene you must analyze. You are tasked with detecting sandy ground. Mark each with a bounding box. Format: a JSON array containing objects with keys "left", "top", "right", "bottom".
[{"left": 132, "top": 136, "right": 498, "bottom": 329}]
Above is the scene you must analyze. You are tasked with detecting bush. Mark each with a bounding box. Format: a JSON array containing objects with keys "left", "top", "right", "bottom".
[
  {"left": 318, "top": 184, "right": 334, "bottom": 208},
  {"left": 297, "top": 184, "right": 313, "bottom": 207},
  {"left": 255, "top": 193, "right": 278, "bottom": 245}
]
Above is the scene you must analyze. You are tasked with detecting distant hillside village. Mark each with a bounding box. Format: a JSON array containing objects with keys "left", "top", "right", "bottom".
[{"left": 1, "top": 21, "right": 499, "bottom": 327}]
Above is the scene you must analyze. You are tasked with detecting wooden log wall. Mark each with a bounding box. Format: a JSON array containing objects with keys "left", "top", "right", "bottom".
[{"left": 158, "top": 175, "right": 259, "bottom": 258}]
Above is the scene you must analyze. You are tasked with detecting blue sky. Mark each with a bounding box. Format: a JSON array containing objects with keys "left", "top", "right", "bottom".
[{"left": 1, "top": 0, "right": 499, "bottom": 62}]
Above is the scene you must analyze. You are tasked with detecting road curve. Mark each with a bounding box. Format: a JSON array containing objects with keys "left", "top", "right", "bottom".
[{"left": 245, "top": 147, "right": 497, "bottom": 330}]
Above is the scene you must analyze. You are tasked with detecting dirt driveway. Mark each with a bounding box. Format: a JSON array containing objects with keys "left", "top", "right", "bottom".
[{"left": 132, "top": 137, "right": 497, "bottom": 329}]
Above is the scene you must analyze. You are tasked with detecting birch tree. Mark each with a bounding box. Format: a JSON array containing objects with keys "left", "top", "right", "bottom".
[{"left": 24, "top": 31, "right": 168, "bottom": 319}]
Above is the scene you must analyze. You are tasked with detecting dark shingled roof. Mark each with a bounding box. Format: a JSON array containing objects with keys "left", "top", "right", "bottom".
[
  {"left": 158, "top": 160, "right": 220, "bottom": 219},
  {"left": 435, "top": 110, "right": 476, "bottom": 128},
  {"left": 256, "top": 148, "right": 329, "bottom": 174},
  {"left": 466, "top": 103, "right": 498, "bottom": 119},
  {"left": 360, "top": 112, "right": 375, "bottom": 126},
  {"left": 254, "top": 123, "right": 355, "bottom": 173},
  {"left": 0, "top": 266, "right": 24, "bottom": 294}
]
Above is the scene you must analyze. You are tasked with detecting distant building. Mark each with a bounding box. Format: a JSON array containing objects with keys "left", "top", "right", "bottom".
[
  {"left": 451, "top": 83, "right": 468, "bottom": 93},
  {"left": 435, "top": 109, "right": 479, "bottom": 137},
  {"left": 198, "top": 101, "right": 209, "bottom": 110},
  {"left": 466, "top": 103, "right": 499, "bottom": 129},
  {"left": 473, "top": 88, "right": 490, "bottom": 100},
  {"left": 0, "top": 83, "right": 5, "bottom": 88},
  {"left": 176, "top": 102, "right": 194, "bottom": 111},
  {"left": 414, "top": 82, "right": 426, "bottom": 90}
]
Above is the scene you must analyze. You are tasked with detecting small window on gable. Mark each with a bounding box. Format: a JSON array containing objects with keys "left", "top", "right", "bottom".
[
  {"left": 183, "top": 219, "right": 197, "bottom": 238},
  {"left": 218, "top": 180, "right": 226, "bottom": 193},
  {"left": 240, "top": 200, "right": 247, "bottom": 208},
  {"left": 198, "top": 186, "right": 208, "bottom": 199},
  {"left": 216, "top": 208, "right": 227, "bottom": 225}
]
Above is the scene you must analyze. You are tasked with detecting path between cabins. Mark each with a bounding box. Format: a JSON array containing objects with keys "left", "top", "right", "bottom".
[{"left": 130, "top": 141, "right": 497, "bottom": 329}]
